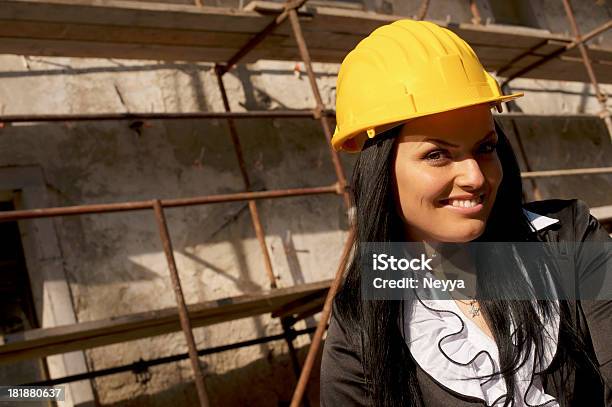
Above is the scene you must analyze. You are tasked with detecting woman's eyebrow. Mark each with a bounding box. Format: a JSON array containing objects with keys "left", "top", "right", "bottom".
[
  {"left": 423, "top": 131, "right": 496, "bottom": 148},
  {"left": 422, "top": 138, "right": 460, "bottom": 148}
]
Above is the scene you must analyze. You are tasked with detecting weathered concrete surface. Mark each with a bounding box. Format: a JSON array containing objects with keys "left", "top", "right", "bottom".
[
  {"left": 0, "top": 2, "right": 611, "bottom": 406},
  {"left": 487, "top": 0, "right": 612, "bottom": 48},
  {"left": 0, "top": 55, "right": 345, "bottom": 406},
  {"left": 498, "top": 115, "right": 612, "bottom": 206},
  {"left": 384, "top": 0, "right": 612, "bottom": 48}
]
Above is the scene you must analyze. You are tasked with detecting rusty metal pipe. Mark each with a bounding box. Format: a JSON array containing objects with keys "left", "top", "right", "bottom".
[
  {"left": 521, "top": 166, "right": 612, "bottom": 178},
  {"left": 576, "top": 20, "right": 612, "bottom": 48},
  {"left": 561, "top": 0, "right": 612, "bottom": 139},
  {"left": 561, "top": 0, "right": 606, "bottom": 103},
  {"left": 289, "top": 226, "right": 355, "bottom": 407},
  {"left": 0, "top": 184, "right": 342, "bottom": 222},
  {"left": 24, "top": 326, "right": 319, "bottom": 387},
  {"left": 287, "top": 8, "right": 351, "bottom": 210},
  {"left": 499, "top": 19, "right": 611, "bottom": 88},
  {"left": 153, "top": 200, "right": 210, "bottom": 407},
  {"left": 282, "top": 319, "right": 311, "bottom": 407},
  {"left": 500, "top": 46, "right": 567, "bottom": 88},
  {"left": 215, "top": 67, "right": 252, "bottom": 189},
  {"left": 219, "top": 0, "right": 310, "bottom": 75},
  {"left": 469, "top": 0, "right": 482, "bottom": 25},
  {"left": 496, "top": 40, "right": 549, "bottom": 77},
  {"left": 215, "top": 65, "right": 277, "bottom": 289},
  {"left": 0, "top": 110, "right": 334, "bottom": 124},
  {"left": 248, "top": 199, "right": 277, "bottom": 288},
  {"left": 507, "top": 119, "right": 543, "bottom": 200},
  {"left": 416, "top": 0, "right": 431, "bottom": 20}
]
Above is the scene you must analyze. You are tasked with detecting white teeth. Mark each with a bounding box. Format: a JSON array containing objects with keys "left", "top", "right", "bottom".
[{"left": 448, "top": 196, "right": 483, "bottom": 208}]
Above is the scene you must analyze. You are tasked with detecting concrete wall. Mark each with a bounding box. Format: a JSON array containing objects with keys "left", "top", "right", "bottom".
[
  {"left": 0, "top": 57, "right": 347, "bottom": 406},
  {"left": 0, "top": 1, "right": 610, "bottom": 406},
  {"left": 488, "top": 0, "right": 612, "bottom": 47},
  {"left": 378, "top": 0, "right": 612, "bottom": 48}
]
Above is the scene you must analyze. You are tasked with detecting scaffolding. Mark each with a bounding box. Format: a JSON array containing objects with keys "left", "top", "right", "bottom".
[{"left": 0, "top": 1, "right": 611, "bottom": 406}]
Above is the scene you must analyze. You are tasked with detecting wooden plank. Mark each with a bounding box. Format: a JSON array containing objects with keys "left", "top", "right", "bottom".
[
  {"left": 283, "top": 33, "right": 561, "bottom": 60},
  {"left": 492, "top": 40, "right": 612, "bottom": 84},
  {"left": 530, "top": 40, "right": 569, "bottom": 56},
  {"left": 293, "top": 301, "right": 325, "bottom": 322},
  {"left": 1, "top": 0, "right": 272, "bottom": 33},
  {"left": 252, "top": 2, "right": 586, "bottom": 78},
  {"left": 450, "top": 23, "right": 569, "bottom": 50},
  {"left": 481, "top": 55, "right": 543, "bottom": 70},
  {"left": 521, "top": 57, "right": 612, "bottom": 84},
  {"left": 0, "top": 280, "right": 331, "bottom": 364},
  {"left": 0, "top": 19, "right": 578, "bottom": 70},
  {"left": 565, "top": 45, "right": 612, "bottom": 64},
  {"left": 0, "top": 36, "right": 354, "bottom": 63},
  {"left": 559, "top": 56, "right": 612, "bottom": 83},
  {"left": 280, "top": 31, "right": 364, "bottom": 52},
  {"left": 257, "top": 0, "right": 568, "bottom": 49},
  {"left": 258, "top": 45, "right": 348, "bottom": 61},
  {"left": 267, "top": 3, "right": 400, "bottom": 36},
  {"left": 301, "top": 10, "right": 395, "bottom": 37},
  {"left": 277, "top": 298, "right": 325, "bottom": 320},
  {"left": 0, "top": 20, "right": 287, "bottom": 49},
  {"left": 472, "top": 45, "right": 539, "bottom": 62},
  {"left": 1, "top": 0, "right": 611, "bottom": 83},
  {"left": 0, "top": 41, "right": 343, "bottom": 65},
  {"left": 0, "top": 37, "right": 269, "bottom": 62},
  {"left": 271, "top": 291, "right": 324, "bottom": 318},
  {"left": 124, "top": 0, "right": 194, "bottom": 4}
]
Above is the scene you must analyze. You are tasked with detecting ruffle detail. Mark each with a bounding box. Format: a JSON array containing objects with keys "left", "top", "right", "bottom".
[{"left": 402, "top": 295, "right": 560, "bottom": 406}]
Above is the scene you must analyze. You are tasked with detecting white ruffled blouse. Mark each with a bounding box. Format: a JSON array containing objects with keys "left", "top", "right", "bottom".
[
  {"left": 399, "top": 209, "right": 562, "bottom": 406},
  {"left": 401, "top": 295, "right": 561, "bottom": 407}
]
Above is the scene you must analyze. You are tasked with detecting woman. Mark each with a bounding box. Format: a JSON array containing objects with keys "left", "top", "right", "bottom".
[{"left": 321, "top": 20, "right": 611, "bottom": 406}]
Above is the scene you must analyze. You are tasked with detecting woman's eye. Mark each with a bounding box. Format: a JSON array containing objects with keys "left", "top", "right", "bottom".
[{"left": 424, "top": 150, "right": 450, "bottom": 162}]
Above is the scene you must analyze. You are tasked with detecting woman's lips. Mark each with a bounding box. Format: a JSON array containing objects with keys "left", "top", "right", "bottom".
[{"left": 439, "top": 194, "right": 485, "bottom": 215}]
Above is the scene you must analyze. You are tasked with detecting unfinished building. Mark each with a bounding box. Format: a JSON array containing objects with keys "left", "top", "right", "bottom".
[{"left": 0, "top": 0, "right": 610, "bottom": 406}]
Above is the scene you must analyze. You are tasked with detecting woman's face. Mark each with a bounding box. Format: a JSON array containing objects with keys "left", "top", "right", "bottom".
[{"left": 392, "top": 104, "right": 502, "bottom": 242}]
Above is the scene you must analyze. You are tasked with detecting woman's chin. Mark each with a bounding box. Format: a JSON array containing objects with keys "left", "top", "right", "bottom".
[{"left": 437, "top": 221, "right": 486, "bottom": 242}]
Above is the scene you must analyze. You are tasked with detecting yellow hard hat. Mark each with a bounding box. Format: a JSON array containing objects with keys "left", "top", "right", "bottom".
[{"left": 331, "top": 20, "right": 523, "bottom": 152}]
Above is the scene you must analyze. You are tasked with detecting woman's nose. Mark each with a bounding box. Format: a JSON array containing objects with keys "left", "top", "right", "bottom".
[{"left": 455, "top": 158, "right": 486, "bottom": 190}]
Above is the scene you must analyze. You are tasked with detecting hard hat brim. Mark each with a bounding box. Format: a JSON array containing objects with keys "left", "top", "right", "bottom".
[{"left": 333, "top": 92, "right": 523, "bottom": 152}]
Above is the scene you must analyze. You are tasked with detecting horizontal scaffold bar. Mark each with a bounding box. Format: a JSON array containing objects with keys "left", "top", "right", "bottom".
[
  {"left": 0, "top": 183, "right": 344, "bottom": 222},
  {"left": 0, "top": 280, "right": 331, "bottom": 365},
  {"left": 0, "top": 109, "right": 335, "bottom": 123}
]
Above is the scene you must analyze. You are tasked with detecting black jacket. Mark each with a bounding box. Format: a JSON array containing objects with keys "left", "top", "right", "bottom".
[{"left": 320, "top": 199, "right": 612, "bottom": 406}]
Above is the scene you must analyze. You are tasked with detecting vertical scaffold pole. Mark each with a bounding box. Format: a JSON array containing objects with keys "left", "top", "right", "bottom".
[
  {"left": 289, "top": 226, "right": 355, "bottom": 407},
  {"left": 561, "top": 0, "right": 612, "bottom": 141},
  {"left": 214, "top": 66, "right": 278, "bottom": 289},
  {"left": 287, "top": 8, "right": 351, "bottom": 210},
  {"left": 285, "top": 6, "right": 354, "bottom": 406},
  {"left": 153, "top": 200, "right": 210, "bottom": 407}
]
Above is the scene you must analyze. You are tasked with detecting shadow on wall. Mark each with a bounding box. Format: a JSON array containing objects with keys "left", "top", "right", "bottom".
[
  {"left": 0, "top": 60, "right": 335, "bottom": 82},
  {"left": 99, "top": 342, "right": 322, "bottom": 407},
  {"left": 1, "top": 114, "right": 609, "bottom": 289},
  {"left": 0, "top": 115, "right": 350, "bottom": 287},
  {"left": 0, "top": 61, "right": 211, "bottom": 80},
  {"left": 497, "top": 115, "right": 612, "bottom": 207},
  {"left": 487, "top": 0, "right": 612, "bottom": 48}
]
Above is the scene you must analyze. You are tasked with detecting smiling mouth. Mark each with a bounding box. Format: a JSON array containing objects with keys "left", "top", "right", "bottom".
[{"left": 440, "top": 194, "right": 485, "bottom": 208}]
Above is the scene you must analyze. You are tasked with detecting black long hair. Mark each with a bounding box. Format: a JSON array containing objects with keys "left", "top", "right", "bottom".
[{"left": 334, "top": 121, "right": 600, "bottom": 406}]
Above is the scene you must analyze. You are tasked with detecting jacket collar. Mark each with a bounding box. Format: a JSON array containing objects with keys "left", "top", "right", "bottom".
[
  {"left": 523, "top": 209, "right": 559, "bottom": 232},
  {"left": 402, "top": 294, "right": 560, "bottom": 406}
]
